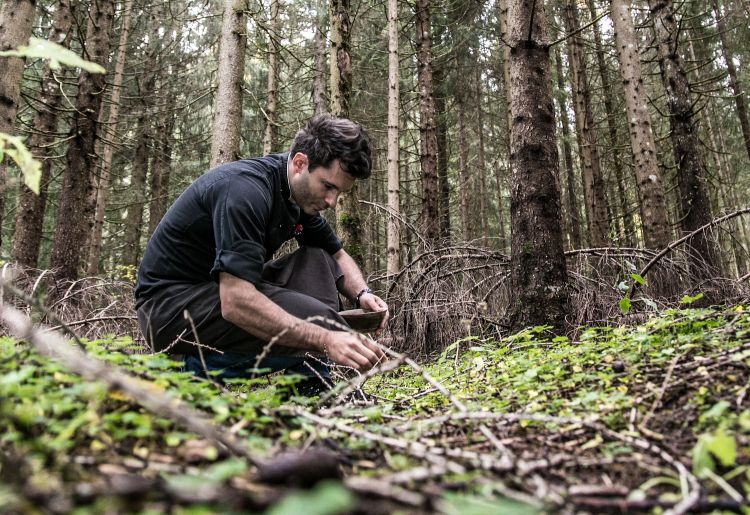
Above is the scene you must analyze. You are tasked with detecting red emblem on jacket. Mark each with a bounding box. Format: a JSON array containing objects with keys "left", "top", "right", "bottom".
[{"left": 294, "top": 224, "right": 304, "bottom": 235}]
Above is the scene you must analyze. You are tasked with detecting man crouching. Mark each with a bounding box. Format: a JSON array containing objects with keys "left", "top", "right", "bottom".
[{"left": 135, "top": 115, "right": 389, "bottom": 395}]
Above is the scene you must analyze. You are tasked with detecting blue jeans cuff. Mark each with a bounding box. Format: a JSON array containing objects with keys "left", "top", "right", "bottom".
[{"left": 184, "top": 351, "right": 330, "bottom": 382}]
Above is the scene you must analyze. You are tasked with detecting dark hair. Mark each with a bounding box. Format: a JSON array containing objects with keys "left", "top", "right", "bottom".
[{"left": 290, "top": 114, "right": 372, "bottom": 179}]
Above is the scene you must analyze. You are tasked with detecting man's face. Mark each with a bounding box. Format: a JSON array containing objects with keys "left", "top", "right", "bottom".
[{"left": 289, "top": 152, "right": 355, "bottom": 215}]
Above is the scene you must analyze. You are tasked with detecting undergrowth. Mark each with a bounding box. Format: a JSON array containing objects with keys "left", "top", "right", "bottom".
[{"left": 1, "top": 306, "right": 749, "bottom": 513}]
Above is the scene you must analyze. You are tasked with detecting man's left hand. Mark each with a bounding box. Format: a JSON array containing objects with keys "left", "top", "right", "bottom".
[{"left": 358, "top": 293, "right": 390, "bottom": 335}]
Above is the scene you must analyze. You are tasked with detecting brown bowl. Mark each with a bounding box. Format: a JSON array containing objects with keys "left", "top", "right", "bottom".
[{"left": 338, "top": 309, "right": 387, "bottom": 332}]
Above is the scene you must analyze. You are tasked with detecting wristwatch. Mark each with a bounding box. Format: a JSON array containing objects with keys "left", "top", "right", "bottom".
[{"left": 355, "top": 287, "right": 374, "bottom": 308}]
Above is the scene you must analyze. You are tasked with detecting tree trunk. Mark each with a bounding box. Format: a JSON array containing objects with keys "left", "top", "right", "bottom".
[
  {"left": 0, "top": 0, "right": 37, "bottom": 248},
  {"left": 122, "top": 110, "right": 151, "bottom": 267},
  {"left": 386, "top": 0, "right": 401, "bottom": 276},
  {"left": 210, "top": 0, "right": 247, "bottom": 167},
  {"left": 554, "top": 44, "right": 582, "bottom": 250},
  {"left": 329, "top": 0, "right": 363, "bottom": 263},
  {"left": 648, "top": 0, "right": 720, "bottom": 274},
  {"left": 328, "top": 0, "right": 351, "bottom": 117},
  {"left": 456, "top": 76, "right": 471, "bottom": 241},
  {"left": 508, "top": 0, "right": 568, "bottom": 331},
  {"left": 262, "top": 0, "right": 280, "bottom": 155},
  {"left": 490, "top": 122, "right": 508, "bottom": 251},
  {"left": 147, "top": 112, "right": 175, "bottom": 237},
  {"left": 312, "top": 1, "right": 327, "bottom": 116},
  {"left": 710, "top": 0, "right": 750, "bottom": 162},
  {"left": 497, "top": 0, "right": 513, "bottom": 136},
  {"left": 434, "top": 63, "right": 450, "bottom": 239},
  {"left": 12, "top": 0, "right": 72, "bottom": 268},
  {"left": 50, "top": 0, "right": 115, "bottom": 282},
  {"left": 715, "top": 121, "right": 750, "bottom": 275},
  {"left": 415, "top": 0, "right": 440, "bottom": 242},
  {"left": 610, "top": 0, "right": 671, "bottom": 249},
  {"left": 86, "top": 0, "right": 134, "bottom": 275},
  {"left": 587, "top": 0, "right": 634, "bottom": 246},
  {"left": 475, "top": 65, "right": 489, "bottom": 241},
  {"left": 0, "top": 0, "right": 35, "bottom": 134},
  {"left": 686, "top": 25, "right": 748, "bottom": 276},
  {"left": 564, "top": 0, "right": 610, "bottom": 247},
  {"left": 495, "top": 1, "right": 511, "bottom": 251}
]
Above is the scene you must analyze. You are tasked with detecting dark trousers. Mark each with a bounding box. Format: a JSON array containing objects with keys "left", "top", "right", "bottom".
[{"left": 136, "top": 247, "right": 346, "bottom": 379}]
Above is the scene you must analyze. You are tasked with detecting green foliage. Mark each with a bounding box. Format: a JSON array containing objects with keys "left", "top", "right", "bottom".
[
  {"left": 113, "top": 264, "right": 138, "bottom": 283},
  {"left": 619, "top": 295, "right": 632, "bottom": 314},
  {"left": 441, "top": 492, "right": 541, "bottom": 515},
  {"left": 364, "top": 306, "right": 750, "bottom": 502},
  {"left": 693, "top": 428, "right": 737, "bottom": 477},
  {"left": 265, "top": 480, "right": 354, "bottom": 515},
  {"left": 0, "top": 37, "right": 106, "bottom": 73},
  {"left": 0, "top": 36, "right": 106, "bottom": 199},
  {"left": 680, "top": 292, "right": 705, "bottom": 305},
  {"left": 0, "top": 133, "right": 41, "bottom": 193},
  {"left": 1, "top": 306, "right": 749, "bottom": 511}
]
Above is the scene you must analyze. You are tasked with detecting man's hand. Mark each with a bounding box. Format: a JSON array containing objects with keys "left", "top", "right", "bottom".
[
  {"left": 324, "top": 331, "right": 385, "bottom": 371},
  {"left": 358, "top": 293, "right": 390, "bottom": 334},
  {"left": 333, "top": 249, "right": 391, "bottom": 334}
]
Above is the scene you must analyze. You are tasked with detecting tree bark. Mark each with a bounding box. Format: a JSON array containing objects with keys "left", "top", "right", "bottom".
[
  {"left": 686, "top": 25, "right": 748, "bottom": 276},
  {"left": 12, "top": 0, "right": 73, "bottom": 268},
  {"left": 508, "top": 0, "right": 569, "bottom": 331},
  {"left": 0, "top": 0, "right": 37, "bottom": 248},
  {"left": 262, "top": 0, "right": 280, "bottom": 155},
  {"left": 416, "top": 0, "right": 440, "bottom": 242},
  {"left": 434, "top": 63, "right": 450, "bottom": 239},
  {"left": 648, "top": 0, "right": 720, "bottom": 274},
  {"left": 564, "top": 0, "right": 610, "bottom": 247},
  {"left": 489, "top": 122, "right": 508, "bottom": 251},
  {"left": 456, "top": 58, "right": 472, "bottom": 241},
  {"left": 50, "top": 0, "right": 115, "bottom": 282},
  {"left": 497, "top": 0, "right": 513, "bottom": 137},
  {"left": 86, "top": 0, "right": 134, "bottom": 275},
  {"left": 554, "top": 44, "right": 582, "bottom": 250},
  {"left": 328, "top": 0, "right": 351, "bottom": 117},
  {"left": 210, "top": 0, "right": 247, "bottom": 167},
  {"left": 0, "top": 0, "right": 35, "bottom": 134},
  {"left": 147, "top": 112, "right": 175, "bottom": 238},
  {"left": 386, "top": 0, "right": 401, "bottom": 276},
  {"left": 312, "top": 0, "right": 327, "bottom": 116},
  {"left": 587, "top": 0, "right": 634, "bottom": 246},
  {"left": 122, "top": 108, "right": 152, "bottom": 267},
  {"left": 475, "top": 65, "right": 489, "bottom": 241},
  {"left": 610, "top": 0, "right": 671, "bottom": 249},
  {"left": 495, "top": 0, "right": 511, "bottom": 251},
  {"left": 710, "top": 0, "right": 750, "bottom": 162},
  {"left": 329, "top": 0, "right": 363, "bottom": 263}
]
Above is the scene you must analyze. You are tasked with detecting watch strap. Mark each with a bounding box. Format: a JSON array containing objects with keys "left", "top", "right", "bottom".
[{"left": 355, "top": 287, "right": 374, "bottom": 308}]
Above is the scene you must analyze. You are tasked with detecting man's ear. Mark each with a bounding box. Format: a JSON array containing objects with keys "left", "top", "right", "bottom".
[{"left": 291, "top": 152, "right": 309, "bottom": 174}]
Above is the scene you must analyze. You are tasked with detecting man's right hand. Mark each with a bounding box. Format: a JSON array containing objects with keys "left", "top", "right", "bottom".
[{"left": 324, "top": 331, "right": 386, "bottom": 371}]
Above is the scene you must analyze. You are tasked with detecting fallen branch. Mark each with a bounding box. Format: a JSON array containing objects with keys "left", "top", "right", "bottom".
[
  {"left": 1, "top": 305, "right": 260, "bottom": 464},
  {"left": 345, "top": 476, "right": 425, "bottom": 507},
  {"left": 628, "top": 208, "right": 750, "bottom": 298},
  {"left": 380, "top": 344, "right": 515, "bottom": 461},
  {"left": 43, "top": 315, "right": 138, "bottom": 332},
  {"left": 390, "top": 410, "right": 701, "bottom": 515}
]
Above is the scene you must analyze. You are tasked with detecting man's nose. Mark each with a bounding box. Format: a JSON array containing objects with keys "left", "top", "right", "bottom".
[{"left": 326, "top": 191, "right": 339, "bottom": 209}]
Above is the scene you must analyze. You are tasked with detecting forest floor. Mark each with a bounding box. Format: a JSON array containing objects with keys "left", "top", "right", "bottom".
[{"left": 1, "top": 304, "right": 749, "bottom": 514}]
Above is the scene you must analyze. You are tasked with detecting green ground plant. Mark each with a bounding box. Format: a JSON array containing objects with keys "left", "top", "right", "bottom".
[{"left": 1, "top": 306, "right": 748, "bottom": 513}]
